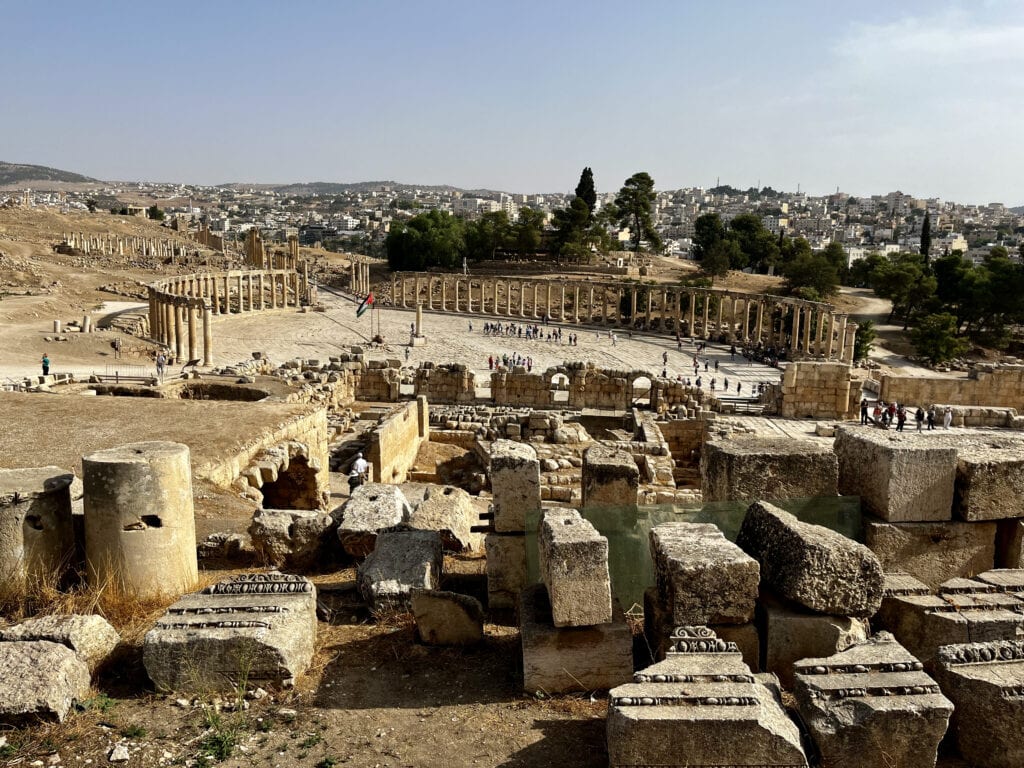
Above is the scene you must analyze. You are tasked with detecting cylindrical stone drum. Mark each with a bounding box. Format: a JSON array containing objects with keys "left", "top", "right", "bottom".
[
  {"left": 83, "top": 441, "right": 197, "bottom": 600},
  {"left": 0, "top": 467, "right": 75, "bottom": 589}
]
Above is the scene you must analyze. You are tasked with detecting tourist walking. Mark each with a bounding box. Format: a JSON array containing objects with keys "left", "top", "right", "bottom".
[
  {"left": 41, "top": 354, "right": 50, "bottom": 376},
  {"left": 896, "top": 406, "right": 907, "bottom": 432},
  {"left": 943, "top": 406, "right": 953, "bottom": 429},
  {"left": 155, "top": 351, "right": 166, "bottom": 380},
  {"left": 860, "top": 399, "right": 869, "bottom": 425},
  {"left": 927, "top": 405, "right": 936, "bottom": 430}
]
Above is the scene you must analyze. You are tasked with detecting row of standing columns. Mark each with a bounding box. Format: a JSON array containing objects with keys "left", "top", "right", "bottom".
[
  {"left": 148, "top": 269, "right": 310, "bottom": 366},
  {"left": 351, "top": 260, "right": 371, "bottom": 295},
  {"left": 63, "top": 232, "right": 187, "bottom": 258},
  {"left": 391, "top": 274, "right": 857, "bottom": 363}
]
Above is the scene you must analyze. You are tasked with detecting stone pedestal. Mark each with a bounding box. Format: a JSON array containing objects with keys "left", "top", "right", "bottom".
[
  {"left": 485, "top": 532, "right": 527, "bottom": 612},
  {"left": 582, "top": 445, "right": 639, "bottom": 509},
  {"left": 700, "top": 436, "right": 838, "bottom": 503},
  {"left": 538, "top": 509, "right": 611, "bottom": 627},
  {"left": 520, "top": 584, "right": 632, "bottom": 694},
  {"left": 0, "top": 467, "right": 75, "bottom": 590},
  {"left": 82, "top": 442, "right": 198, "bottom": 600},
  {"left": 489, "top": 440, "right": 540, "bottom": 533},
  {"left": 793, "top": 633, "right": 952, "bottom": 768},
  {"left": 864, "top": 517, "right": 996, "bottom": 589}
]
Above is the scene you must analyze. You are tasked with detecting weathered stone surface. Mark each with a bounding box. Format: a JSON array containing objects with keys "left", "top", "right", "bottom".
[
  {"left": 793, "top": 632, "right": 952, "bottom": 768},
  {"left": 489, "top": 440, "right": 540, "bottom": 533},
  {"left": 955, "top": 442, "right": 1024, "bottom": 521},
  {"left": 976, "top": 568, "right": 1024, "bottom": 593},
  {"left": 864, "top": 517, "right": 996, "bottom": 589},
  {"left": 357, "top": 530, "right": 442, "bottom": 609},
  {"left": 143, "top": 572, "right": 317, "bottom": 692},
  {"left": 581, "top": 445, "right": 639, "bottom": 509},
  {"left": 997, "top": 519, "right": 1024, "bottom": 568},
  {"left": 874, "top": 577, "right": 1024, "bottom": 667},
  {"left": 249, "top": 508, "right": 337, "bottom": 569},
  {"left": 700, "top": 437, "right": 838, "bottom": 503},
  {"left": 761, "top": 592, "right": 869, "bottom": 689},
  {"left": 538, "top": 509, "right": 611, "bottom": 627},
  {"left": 521, "top": 584, "right": 632, "bottom": 694},
  {"left": 835, "top": 426, "right": 956, "bottom": 522},
  {"left": 0, "top": 641, "right": 92, "bottom": 724},
  {"left": 411, "top": 589, "right": 484, "bottom": 646},
  {"left": 935, "top": 640, "right": 1024, "bottom": 768},
  {"left": 407, "top": 485, "right": 477, "bottom": 552},
  {"left": 737, "top": 501, "right": 884, "bottom": 616},
  {"left": 0, "top": 614, "right": 119, "bottom": 673},
  {"left": 336, "top": 483, "right": 411, "bottom": 558},
  {"left": 650, "top": 522, "right": 759, "bottom": 626},
  {"left": 643, "top": 587, "right": 759, "bottom": 671},
  {"left": 607, "top": 626, "right": 807, "bottom": 768},
  {"left": 0, "top": 466, "right": 75, "bottom": 588},
  {"left": 485, "top": 532, "right": 527, "bottom": 612}
]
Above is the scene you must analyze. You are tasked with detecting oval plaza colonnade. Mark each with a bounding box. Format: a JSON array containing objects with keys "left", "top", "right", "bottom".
[
  {"left": 391, "top": 272, "right": 858, "bottom": 363},
  {"left": 148, "top": 269, "right": 312, "bottom": 366}
]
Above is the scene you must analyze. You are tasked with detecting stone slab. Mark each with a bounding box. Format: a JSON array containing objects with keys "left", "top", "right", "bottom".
[
  {"left": 737, "top": 501, "right": 883, "bottom": 616},
  {"left": 864, "top": 517, "right": 996, "bottom": 589},
  {"left": 520, "top": 584, "right": 632, "bottom": 694},
  {"left": 407, "top": 485, "right": 478, "bottom": 552},
  {"left": 249, "top": 508, "right": 337, "bottom": 569},
  {"left": 538, "top": 509, "right": 611, "bottom": 627},
  {"left": 0, "top": 614, "right": 119, "bottom": 673},
  {"left": 935, "top": 640, "right": 1024, "bottom": 768},
  {"left": 793, "top": 632, "right": 952, "bottom": 768},
  {"left": 835, "top": 426, "right": 956, "bottom": 522},
  {"left": 489, "top": 440, "right": 540, "bottom": 533},
  {"left": 337, "top": 483, "right": 412, "bottom": 558},
  {"left": 0, "top": 640, "right": 91, "bottom": 725},
  {"left": 143, "top": 572, "right": 317, "bottom": 692},
  {"left": 700, "top": 436, "right": 838, "bottom": 503},
  {"left": 357, "top": 529, "right": 442, "bottom": 609},
  {"left": 650, "top": 522, "right": 759, "bottom": 625},
  {"left": 955, "top": 442, "right": 1024, "bottom": 521}
]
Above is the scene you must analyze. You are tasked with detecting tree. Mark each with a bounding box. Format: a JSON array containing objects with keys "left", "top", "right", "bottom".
[
  {"left": 693, "top": 213, "right": 726, "bottom": 262},
  {"left": 551, "top": 197, "right": 592, "bottom": 261},
  {"left": 911, "top": 313, "right": 968, "bottom": 365},
  {"left": 853, "top": 320, "right": 876, "bottom": 362},
  {"left": 514, "top": 207, "right": 545, "bottom": 256},
  {"left": 870, "top": 253, "right": 936, "bottom": 328},
  {"left": 385, "top": 210, "right": 465, "bottom": 271},
  {"left": 86, "top": 199, "right": 97, "bottom": 213},
  {"left": 920, "top": 213, "right": 932, "bottom": 265},
  {"left": 147, "top": 204, "right": 165, "bottom": 221},
  {"left": 574, "top": 167, "right": 597, "bottom": 221},
  {"left": 700, "top": 239, "right": 737, "bottom": 282},
  {"left": 614, "top": 172, "right": 661, "bottom": 252},
  {"left": 783, "top": 253, "right": 839, "bottom": 298}
]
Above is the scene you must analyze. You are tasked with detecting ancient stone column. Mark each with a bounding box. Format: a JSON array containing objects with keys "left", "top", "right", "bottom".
[
  {"left": 546, "top": 284, "right": 552, "bottom": 320},
  {"left": 83, "top": 442, "right": 198, "bottom": 600},
  {"left": 716, "top": 294, "right": 724, "bottom": 338},
  {"left": 803, "top": 307, "right": 812, "bottom": 353},
  {"left": 630, "top": 288, "right": 638, "bottom": 323},
  {"left": 187, "top": 302, "right": 197, "bottom": 362},
  {"left": 588, "top": 287, "right": 595, "bottom": 323},
  {"left": 688, "top": 291, "right": 696, "bottom": 335},
  {"left": 843, "top": 322, "right": 858, "bottom": 364},
  {"left": 247, "top": 274, "right": 255, "bottom": 311},
  {"left": 210, "top": 278, "right": 219, "bottom": 315},
  {"left": 0, "top": 467, "right": 75, "bottom": 590},
  {"left": 439, "top": 278, "right": 447, "bottom": 312},
  {"left": 519, "top": 281, "right": 527, "bottom": 317},
  {"left": 645, "top": 289, "right": 653, "bottom": 328},
  {"left": 834, "top": 315, "right": 847, "bottom": 361},
  {"left": 173, "top": 302, "right": 184, "bottom": 360},
  {"left": 391, "top": 274, "right": 398, "bottom": 304},
  {"left": 401, "top": 276, "right": 407, "bottom": 308},
  {"left": 415, "top": 303, "right": 423, "bottom": 336},
  {"left": 427, "top": 277, "right": 435, "bottom": 311},
  {"left": 256, "top": 273, "right": 264, "bottom": 310},
  {"left": 533, "top": 284, "right": 540, "bottom": 319},
  {"left": 454, "top": 280, "right": 461, "bottom": 312},
  {"left": 202, "top": 307, "right": 212, "bottom": 366},
  {"left": 790, "top": 305, "right": 800, "bottom": 352},
  {"left": 755, "top": 300, "right": 765, "bottom": 344},
  {"left": 701, "top": 293, "right": 710, "bottom": 339},
  {"left": 574, "top": 286, "right": 581, "bottom": 323}
]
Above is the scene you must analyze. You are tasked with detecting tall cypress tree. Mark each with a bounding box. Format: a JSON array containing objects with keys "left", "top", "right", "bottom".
[
  {"left": 920, "top": 212, "right": 932, "bottom": 266},
  {"left": 575, "top": 167, "right": 597, "bottom": 221}
]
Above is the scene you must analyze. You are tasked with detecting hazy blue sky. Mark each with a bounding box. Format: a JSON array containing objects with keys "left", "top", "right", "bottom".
[{"left": 3, "top": 1, "right": 1022, "bottom": 203}]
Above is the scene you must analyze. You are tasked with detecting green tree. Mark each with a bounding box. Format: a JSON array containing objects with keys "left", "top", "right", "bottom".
[
  {"left": 385, "top": 210, "right": 465, "bottom": 271},
  {"left": 614, "top": 172, "right": 661, "bottom": 252},
  {"left": 920, "top": 213, "right": 932, "bottom": 265},
  {"left": 551, "top": 197, "right": 592, "bottom": 261},
  {"left": 146, "top": 204, "right": 165, "bottom": 221},
  {"left": 693, "top": 213, "right": 726, "bottom": 262},
  {"left": 911, "top": 313, "right": 968, "bottom": 365},
  {"left": 853, "top": 320, "right": 876, "bottom": 362},
  {"left": 514, "top": 207, "right": 545, "bottom": 256},
  {"left": 700, "top": 239, "right": 737, "bottom": 282},
  {"left": 574, "top": 167, "right": 597, "bottom": 221},
  {"left": 729, "top": 213, "right": 778, "bottom": 272},
  {"left": 464, "top": 211, "right": 513, "bottom": 261},
  {"left": 783, "top": 253, "right": 839, "bottom": 298},
  {"left": 870, "top": 252, "right": 936, "bottom": 328}
]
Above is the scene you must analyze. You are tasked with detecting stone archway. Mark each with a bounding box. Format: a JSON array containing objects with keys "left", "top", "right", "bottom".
[
  {"left": 260, "top": 455, "right": 321, "bottom": 510},
  {"left": 630, "top": 375, "right": 652, "bottom": 407}
]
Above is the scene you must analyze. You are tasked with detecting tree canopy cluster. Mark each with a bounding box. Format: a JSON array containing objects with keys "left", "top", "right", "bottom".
[{"left": 692, "top": 212, "right": 844, "bottom": 298}]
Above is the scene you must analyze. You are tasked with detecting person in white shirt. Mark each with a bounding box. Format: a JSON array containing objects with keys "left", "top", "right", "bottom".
[{"left": 353, "top": 453, "right": 369, "bottom": 477}]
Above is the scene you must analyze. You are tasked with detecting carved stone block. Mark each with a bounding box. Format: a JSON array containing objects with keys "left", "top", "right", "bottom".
[
  {"left": 700, "top": 436, "right": 838, "bottom": 503},
  {"left": 538, "top": 509, "right": 611, "bottom": 627}
]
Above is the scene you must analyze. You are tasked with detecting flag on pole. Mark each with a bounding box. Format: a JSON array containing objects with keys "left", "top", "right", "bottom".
[{"left": 356, "top": 292, "right": 374, "bottom": 318}]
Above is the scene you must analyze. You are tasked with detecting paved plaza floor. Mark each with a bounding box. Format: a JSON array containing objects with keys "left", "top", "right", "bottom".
[{"left": 210, "top": 289, "right": 785, "bottom": 399}]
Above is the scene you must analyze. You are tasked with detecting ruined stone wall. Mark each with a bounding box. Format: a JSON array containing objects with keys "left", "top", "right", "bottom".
[
  {"left": 776, "top": 361, "right": 853, "bottom": 420},
  {"left": 356, "top": 364, "right": 401, "bottom": 402},
  {"left": 414, "top": 363, "right": 476, "bottom": 403},
  {"left": 491, "top": 369, "right": 555, "bottom": 407},
  {"left": 878, "top": 365, "right": 1024, "bottom": 411},
  {"left": 367, "top": 398, "right": 428, "bottom": 483},
  {"left": 570, "top": 368, "right": 632, "bottom": 410},
  {"left": 197, "top": 406, "right": 330, "bottom": 500}
]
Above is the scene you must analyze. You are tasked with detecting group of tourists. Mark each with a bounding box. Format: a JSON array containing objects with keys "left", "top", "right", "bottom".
[
  {"left": 480, "top": 321, "right": 577, "bottom": 345},
  {"left": 860, "top": 398, "right": 954, "bottom": 431},
  {"left": 488, "top": 353, "right": 534, "bottom": 372}
]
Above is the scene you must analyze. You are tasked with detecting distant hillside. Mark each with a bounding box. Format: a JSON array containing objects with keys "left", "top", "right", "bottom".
[{"left": 0, "top": 161, "right": 98, "bottom": 185}]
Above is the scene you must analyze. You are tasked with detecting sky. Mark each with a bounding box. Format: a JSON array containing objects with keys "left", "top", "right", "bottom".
[{"left": 2, "top": 1, "right": 1023, "bottom": 204}]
